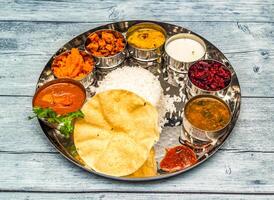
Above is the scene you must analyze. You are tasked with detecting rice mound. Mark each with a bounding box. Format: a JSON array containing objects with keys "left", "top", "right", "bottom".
[{"left": 97, "top": 66, "right": 163, "bottom": 107}]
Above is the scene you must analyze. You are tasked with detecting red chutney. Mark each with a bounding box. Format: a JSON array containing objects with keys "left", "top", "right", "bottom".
[
  {"left": 188, "top": 60, "right": 231, "bottom": 91},
  {"left": 33, "top": 82, "right": 85, "bottom": 115},
  {"left": 160, "top": 145, "right": 197, "bottom": 172}
]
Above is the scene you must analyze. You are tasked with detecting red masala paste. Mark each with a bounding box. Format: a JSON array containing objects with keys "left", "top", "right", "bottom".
[{"left": 160, "top": 145, "right": 197, "bottom": 172}]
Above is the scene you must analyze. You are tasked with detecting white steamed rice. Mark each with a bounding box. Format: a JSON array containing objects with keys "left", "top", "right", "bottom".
[{"left": 96, "top": 66, "right": 163, "bottom": 107}]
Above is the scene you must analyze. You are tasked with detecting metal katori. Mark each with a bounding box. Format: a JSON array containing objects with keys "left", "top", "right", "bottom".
[
  {"left": 185, "top": 59, "right": 233, "bottom": 100},
  {"left": 182, "top": 94, "right": 232, "bottom": 145},
  {"left": 32, "top": 78, "right": 86, "bottom": 129},
  {"left": 126, "top": 22, "right": 167, "bottom": 61},
  {"left": 164, "top": 33, "right": 206, "bottom": 72},
  {"left": 85, "top": 29, "right": 127, "bottom": 69},
  {"left": 51, "top": 50, "right": 96, "bottom": 88}
]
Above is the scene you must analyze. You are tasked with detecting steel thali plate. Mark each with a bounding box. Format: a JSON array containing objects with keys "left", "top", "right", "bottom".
[{"left": 35, "top": 20, "right": 241, "bottom": 181}]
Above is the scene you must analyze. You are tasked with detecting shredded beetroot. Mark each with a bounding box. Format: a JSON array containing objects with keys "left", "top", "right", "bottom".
[{"left": 188, "top": 60, "right": 231, "bottom": 91}]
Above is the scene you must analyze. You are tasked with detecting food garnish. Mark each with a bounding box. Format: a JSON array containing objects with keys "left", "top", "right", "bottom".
[
  {"left": 33, "top": 81, "right": 86, "bottom": 115},
  {"left": 189, "top": 60, "right": 231, "bottom": 91},
  {"left": 85, "top": 30, "right": 125, "bottom": 57},
  {"left": 127, "top": 28, "right": 165, "bottom": 49},
  {"left": 185, "top": 96, "right": 231, "bottom": 131},
  {"left": 52, "top": 48, "right": 94, "bottom": 80},
  {"left": 29, "top": 107, "right": 84, "bottom": 138},
  {"left": 160, "top": 145, "right": 197, "bottom": 172},
  {"left": 74, "top": 90, "right": 159, "bottom": 177}
]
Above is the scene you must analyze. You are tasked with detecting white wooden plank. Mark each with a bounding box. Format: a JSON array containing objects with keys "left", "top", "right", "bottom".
[
  {"left": 0, "top": 0, "right": 273, "bottom": 22},
  {"left": 0, "top": 150, "right": 273, "bottom": 193},
  {"left": 0, "top": 96, "right": 56, "bottom": 153},
  {"left": 0, "top": 192, "right": 273, "bottom": 200},
  {"left": 0, "top": 22, "right": 273, "bottom": 96},
  {"left": 1, "top": 22, "right": 273, "bottom": 54},
  {"left": 0, "top": 97, "right": 273, "bottom": 153},
  {"left": 0, "top": 0, "right": 272, "bottom": 196}
]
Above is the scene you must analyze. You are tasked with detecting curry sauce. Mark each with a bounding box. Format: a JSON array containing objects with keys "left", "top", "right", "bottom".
[
  {"left": 33, "top": 82, "right": 85, "bottom": 115},
  {"left": 185, "top": 97, "right": 230, "bottom": 131}
]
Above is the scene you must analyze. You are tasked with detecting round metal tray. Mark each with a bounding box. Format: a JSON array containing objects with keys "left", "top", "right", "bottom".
[{"left": 35, "top": 20, "right": 241, "bottom": 181}]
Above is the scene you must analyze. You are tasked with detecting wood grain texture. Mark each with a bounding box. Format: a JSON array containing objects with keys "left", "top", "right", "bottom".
[
  {"left": 1, "top": 0, "right": 274, "bottom": 198},
  {"left": 1, "top": 22, "right": 273, "bottom": 54},
  {"left": 0, "top": 151, "right": 273, "bottom": 193},
  {"left": 0, "top": 97, "right": 273, "bottom": 194},
  {"left": 0, "top": 0, "right": 273, "bottom": 22},
  {"left": 0, "top": 192, "right": 274, "bottom": 200},
  {"left": 0, "top": 97, "right": 274, "bottom": 153},
  {"left": 0, "top": 22, "right": 273, "bottom": 96}
]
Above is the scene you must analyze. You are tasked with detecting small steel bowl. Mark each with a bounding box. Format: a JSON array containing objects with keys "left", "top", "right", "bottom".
[
  {"left": 186, "top": 59, "right": 233, "bottom": 99},
  {"left": 126, "top": 22, "right": 167, "bottom": 61},
  {"left": 32, "top": 78, "right": 86, "bottom": 129},
  {"left": 51, "top": 50, "right": 96, "bottom": 88},
  {"left": 182, "top": 95, "right": 232, "bottom": 144},
  {"left": 164, "top": 33, "right": 206, "bottom": 72},
  {"left": 85, "top": 29, "right": 127, "bottom": 69}
]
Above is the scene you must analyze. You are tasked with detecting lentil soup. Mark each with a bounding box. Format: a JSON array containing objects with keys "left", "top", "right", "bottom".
[{"left": 185, "top": 96, "right": 231, "bottom": 131}]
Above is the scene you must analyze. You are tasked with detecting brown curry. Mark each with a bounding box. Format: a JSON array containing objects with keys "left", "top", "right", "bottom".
[{"left": 185, "top": 97, "right": 230, "bottom": 131}]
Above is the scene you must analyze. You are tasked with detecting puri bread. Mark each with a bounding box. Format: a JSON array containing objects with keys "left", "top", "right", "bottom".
[{"left": 74, "top": 89, "right": 159, "bottom": 177}]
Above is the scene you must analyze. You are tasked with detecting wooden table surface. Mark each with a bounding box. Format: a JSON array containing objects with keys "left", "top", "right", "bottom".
[{"left": 0, "top": 0, "right": 273, "bottom": 199}]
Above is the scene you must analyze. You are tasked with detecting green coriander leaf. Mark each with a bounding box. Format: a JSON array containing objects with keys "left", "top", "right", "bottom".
[{"left": 30, "top": 107, "right": 84, "bottom": 138}]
